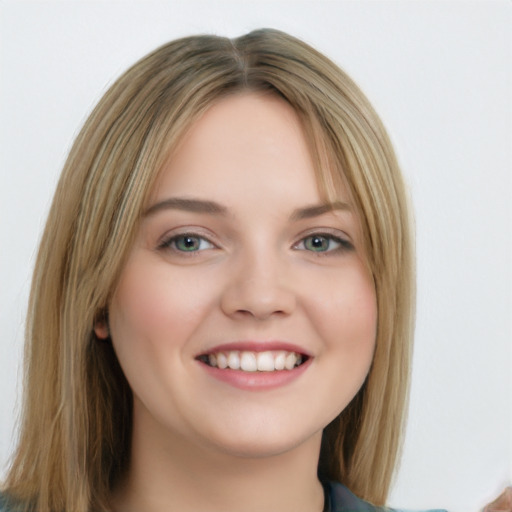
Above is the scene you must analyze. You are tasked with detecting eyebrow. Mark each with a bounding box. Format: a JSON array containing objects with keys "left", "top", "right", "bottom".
[
  {"left": 144, "top": 196, "right": 350, "bottom": 220},
  {"left": 144, "top": 197, "right": 228, "bottom": 217},
  {"left": 290, "top": 201, "right": 351, "bottom": 221}
]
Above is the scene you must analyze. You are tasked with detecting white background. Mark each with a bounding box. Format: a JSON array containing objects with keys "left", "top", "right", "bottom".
[{"left": 0, "top": 1, "right": 510, "bottom": 511}]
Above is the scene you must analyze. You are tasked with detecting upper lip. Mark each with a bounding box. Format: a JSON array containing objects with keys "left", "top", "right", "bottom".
[{"left": 196, "top": 341, "right": 312, "bottom": 358}]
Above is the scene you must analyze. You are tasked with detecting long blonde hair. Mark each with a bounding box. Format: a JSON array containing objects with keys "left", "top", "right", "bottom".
[{"left": 2, "top": 29, "right": 415, "bottom": 511}]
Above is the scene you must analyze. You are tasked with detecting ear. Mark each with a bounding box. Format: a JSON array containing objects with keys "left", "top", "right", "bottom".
[
  {"left": 94, "top": 321, "right": 110, "bottom": 340},
  {"left": 94, "top": 310, "right": 110, "bottom": 340}
]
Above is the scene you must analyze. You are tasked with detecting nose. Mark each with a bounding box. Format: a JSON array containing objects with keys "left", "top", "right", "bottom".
[{"left": 220, "top": 251, "right": 296, "bottom": 321}]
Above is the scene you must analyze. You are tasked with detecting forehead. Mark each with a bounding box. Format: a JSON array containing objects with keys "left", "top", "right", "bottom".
[{"left": 151, "top": 92, "right": 324, "bottom": 204}]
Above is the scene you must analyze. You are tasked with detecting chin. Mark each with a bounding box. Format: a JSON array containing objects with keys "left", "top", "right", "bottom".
[
  {"left": 213, "top": 439, "right": 314, "bottom": 460},
  {"left": 198, "top": 419, "right": 323, "bottom": 460}
]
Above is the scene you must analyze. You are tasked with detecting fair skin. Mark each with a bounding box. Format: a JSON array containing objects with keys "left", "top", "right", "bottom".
[{"left": 96, "top": 92, "right": 377, "bottom": 512}]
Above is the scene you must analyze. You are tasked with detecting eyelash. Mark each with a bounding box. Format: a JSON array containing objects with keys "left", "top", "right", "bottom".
[
  {"left": 158, "top": 231, "right": 353, "bottom": 255},
  {"left": 293, "top": 233, "right": 354, "bottom": 254},
  {"left": 158, "top": 233, "right": 216, "bottom": 253}
]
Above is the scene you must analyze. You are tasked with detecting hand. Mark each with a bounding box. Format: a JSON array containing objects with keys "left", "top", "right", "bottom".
[{"left": 484, "top": 487, "right": 512, "bottom": 512}]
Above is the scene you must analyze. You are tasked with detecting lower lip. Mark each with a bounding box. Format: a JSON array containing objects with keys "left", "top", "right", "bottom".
[{"left": 197, "top": 358, "right": 312, "bottom": 391}]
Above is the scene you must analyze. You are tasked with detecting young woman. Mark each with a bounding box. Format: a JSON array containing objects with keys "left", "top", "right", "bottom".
[{"left": 0, "top": 28, "right": 446, "bottom": 512}]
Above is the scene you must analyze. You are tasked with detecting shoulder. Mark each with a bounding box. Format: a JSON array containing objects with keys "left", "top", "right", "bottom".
[
  {"left": 0, "top": 493, "right": 8, "bottom": 511},
  {"left": 0, "top": 492, "right": 24, "bottom": 512},
  {"left": 0, "top": 496, "right": 11, "bottom": 512},
  {"left": 0, "top": 495, "right": 9, "bottom": 511},
  {"left": 325, "top": 481, "right": 448, "bottom": 512}
]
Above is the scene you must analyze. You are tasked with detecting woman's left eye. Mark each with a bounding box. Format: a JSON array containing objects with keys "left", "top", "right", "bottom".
[
  {"left": 160, "top": 234, "right": 214, "bottom": 253},
  {"left": 295, "top": 234, "right": 352, "bottom": 253}
]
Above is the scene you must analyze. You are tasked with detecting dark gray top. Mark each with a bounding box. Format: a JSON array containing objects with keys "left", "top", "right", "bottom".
[
  {"left": 0, "top": 482, "right": 448, "bottom": 511},
  {"left": 325, "top": 481, "right": 447, "bottom": 512}
]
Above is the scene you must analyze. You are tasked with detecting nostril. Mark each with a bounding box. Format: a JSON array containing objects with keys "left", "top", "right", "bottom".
[
  {"left": 233, "top": 308, "right": 287, "bottom": 319},
  {"left": 219, "top": 272, "right": 296, "bottom": 320}
]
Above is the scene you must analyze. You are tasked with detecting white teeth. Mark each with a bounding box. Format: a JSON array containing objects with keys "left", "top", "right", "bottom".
[
  {"left": 217, "top": 352, "right": 228, "bottom": 369},
  {"left": 274, "top": 352, "right": 286, "bottom": 370},
  {"left": 203, "top": 350, "right": 305, "bottom": 372},
  {"left": 285, "top": 353, "right": 298, "bottom": 370},
  {"left": 227, "top": 351, "right": 240, "bottom": 370},
  {"left": 256, "top": 351, "right": 275, "bottom": 372},
  {"left": 208, "top": 353, "right": 217, "bottom": 367},
  {"left": 240, "top": 352, "right": 257, "bottom": 372}
]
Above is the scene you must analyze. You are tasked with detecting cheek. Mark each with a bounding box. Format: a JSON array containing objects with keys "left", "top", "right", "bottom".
[
  {"left": 314, "top": 266, "right": 377, "bottom": 347},
  {"left": 110, "top": 256, "right": 210, "bottom": 338},
  {"left": 106, "top": 255, "right": 224, "bottom": 423},
  {"left": 107, "top": 254, "right": 220, "bottom": 378},
  {"left": 306, "top": 265, "right": 377, "bottom": 402}
]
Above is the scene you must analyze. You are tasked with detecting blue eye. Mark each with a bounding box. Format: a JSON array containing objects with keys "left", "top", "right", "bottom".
[
  {"left": 296, "top": 234, "right": 352, "bottom": 253},
  {"left": 161, "top": 234, "right": 214, "bottom": 252}
]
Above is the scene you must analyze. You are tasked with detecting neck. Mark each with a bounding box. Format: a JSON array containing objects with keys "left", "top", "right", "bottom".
[{"left": 110, "top": 404, "right": 325, "bottom": 512}]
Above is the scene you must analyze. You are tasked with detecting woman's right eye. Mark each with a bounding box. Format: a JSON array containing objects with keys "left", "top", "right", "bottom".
[{"left": 159, "top": 234, "right": 215, "bottom": 253}]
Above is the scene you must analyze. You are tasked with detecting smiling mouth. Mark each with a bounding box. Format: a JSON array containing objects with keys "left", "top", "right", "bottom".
[{"left": 196, "top": 350, "right": 308, "bottom": 372}]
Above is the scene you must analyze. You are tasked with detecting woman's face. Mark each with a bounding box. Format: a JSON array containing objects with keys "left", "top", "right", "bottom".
[{"left": 101, "top": 92, "right": 377, "bottom": 458}]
